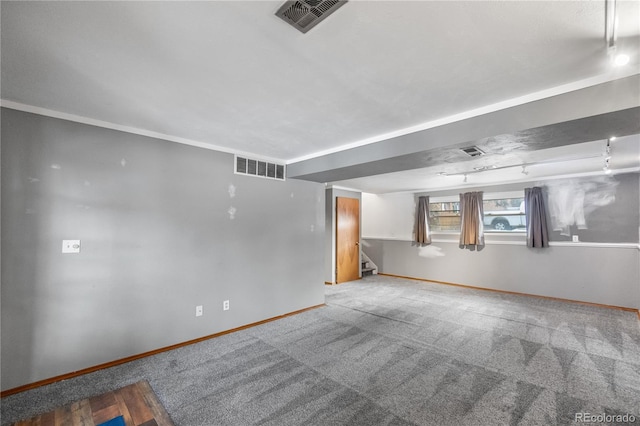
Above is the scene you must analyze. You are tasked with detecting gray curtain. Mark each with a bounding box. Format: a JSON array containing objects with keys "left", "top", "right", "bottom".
[
  {"left": 525, "top": 187, "right": 549, "bottom": 248},
  {"left": 415, "top": 196, "right": 432, "bottom": 245},
  {"left": 459, "top": 191, "right": 484, "bottom": 250}
]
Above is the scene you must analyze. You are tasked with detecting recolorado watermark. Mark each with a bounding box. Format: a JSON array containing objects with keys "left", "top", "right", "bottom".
[{"left": 575, "top": 412, "right": 636, "bottom": 423}]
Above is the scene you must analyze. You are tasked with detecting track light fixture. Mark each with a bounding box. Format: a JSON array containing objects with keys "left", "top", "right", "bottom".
[
  {"left": 605, "top": 0, "right": 617, "bottom": 49},
  {"left": 605, "top": 0, "right": 630, "bottom": 67},
  {"left": 436, "top": 141, "right": 614, "bottom": 179},
  {"left": 603, "top": 138, "right": 613, "bottom": 175}
]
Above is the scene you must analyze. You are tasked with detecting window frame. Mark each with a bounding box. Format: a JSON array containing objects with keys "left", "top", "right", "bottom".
[
  {"left": 482, "top": 193, "right": 526, "bottom": 233},
  {"left": 428, "top": 191, "right": 527, "bottom": 234}
]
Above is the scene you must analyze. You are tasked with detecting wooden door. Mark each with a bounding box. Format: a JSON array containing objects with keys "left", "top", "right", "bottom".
[{"left": 336, "top": 197, "right": 360, "bottom": 283}]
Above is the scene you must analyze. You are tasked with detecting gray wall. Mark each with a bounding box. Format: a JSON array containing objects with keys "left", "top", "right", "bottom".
[
  {"left": 1, "top": 108, "right": 325, "bottom": 391},
  {"left": 364, "top": 239, "right": 640, "bottom": 310},
  {"left": 543, "top": 174, "right": 639, "bottom": 243},
  {"left": 325, "top": 188, "right": 361, "bottom": 284}
]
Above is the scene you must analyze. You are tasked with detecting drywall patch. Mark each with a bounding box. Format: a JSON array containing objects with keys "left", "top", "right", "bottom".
[
  {"left": 50, "top": 164, "right": 61, "bottom": 170},
  {"left": 418, "top": 245, "right": 445, "bottom": 258},
  {"left": 228, "top": 184, "right": 236, "bottom": 198},
  {"left": 27, "top": 177, "right": 39, "bottom": 183},
  {"left": 228, "top": 206, "right": 237, "bottom": 220},
  {"left": 120, "top": 158, "right": 127, "bottom": 167},
  {"left": 310, "top": 225, "right": 315, "bottom": 232},
  {"left": 84, "top": 180, "right": 91, "bottom": 187},
  {"left": 544, "top": 177, "right": 619, "bottom": 236}
]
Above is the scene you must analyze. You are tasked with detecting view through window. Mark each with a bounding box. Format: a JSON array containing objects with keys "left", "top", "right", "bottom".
[
  {"left": 483, "top": 197, "right": 525, "bottom": 232},
  {"left": 428, "top": 201, "right": 460, "bottom": 231},
  {"left": 429, "top": 196, "right": 525, "bottom": 232}
]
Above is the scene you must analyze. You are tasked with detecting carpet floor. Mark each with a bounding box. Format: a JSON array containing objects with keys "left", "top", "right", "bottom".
[{"left": 2, "top": 275, "right": 639, "bottom": 425}]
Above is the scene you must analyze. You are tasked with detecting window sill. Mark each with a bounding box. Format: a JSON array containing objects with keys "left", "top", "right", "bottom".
[{"left": 362, "top": 236, "right": 640, "bottom": 250}]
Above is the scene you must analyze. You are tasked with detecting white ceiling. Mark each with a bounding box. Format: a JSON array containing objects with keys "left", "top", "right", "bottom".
[{"left": 2, "top": 1, "right": 639, "bottom": 192}]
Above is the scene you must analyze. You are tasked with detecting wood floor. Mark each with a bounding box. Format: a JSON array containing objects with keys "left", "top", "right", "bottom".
[{"left": 12, "top": 381, "right": 173, "bottom": 426}]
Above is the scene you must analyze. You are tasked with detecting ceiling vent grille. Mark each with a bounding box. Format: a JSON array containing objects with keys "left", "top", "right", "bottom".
[
  {"left": 235, "top": 156, "right": 286, "bottom": 181},
  {"left": 275, "top": 0, "right": 347, "bottom": 33},
  {"left": 460, "top": 146, "right": 485, "bottom": 157}
]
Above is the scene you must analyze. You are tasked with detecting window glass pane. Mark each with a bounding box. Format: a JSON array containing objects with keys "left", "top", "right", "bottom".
[
  {"left": 429, "top": 202, "right": 461, "bottom": 231},
  {"left": 483, "top": 197, "right": 526, "bottom": 232}
]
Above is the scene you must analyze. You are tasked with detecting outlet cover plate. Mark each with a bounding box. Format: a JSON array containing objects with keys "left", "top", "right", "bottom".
[{"left": 62, "top": 240, "right": 81, "bottom": 253}]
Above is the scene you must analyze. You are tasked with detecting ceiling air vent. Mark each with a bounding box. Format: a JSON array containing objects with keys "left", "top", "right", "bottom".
[
  {"left": 275, "top": 0, "right": 347, "bottom": 34},
  {"left": 460, "top": 146, "right": 485, "bottom": 157},
  {"left": 235, "top": 155, "right": 285, "bottom": 181}
]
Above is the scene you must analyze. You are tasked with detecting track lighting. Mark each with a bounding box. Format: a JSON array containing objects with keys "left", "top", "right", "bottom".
[
  {"left": 436, "top": 144, "right": 611, "bottom": 180},
  {"left": 603, "top": 138, "right": 613, "bottom": 174},
  {"left": 605, "top": 0, "right": 631, "bottom": 67}
]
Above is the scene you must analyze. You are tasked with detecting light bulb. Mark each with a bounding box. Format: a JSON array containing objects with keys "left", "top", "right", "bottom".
[{"left": 614, "top": 54, "right": 630, "bottom": 67}]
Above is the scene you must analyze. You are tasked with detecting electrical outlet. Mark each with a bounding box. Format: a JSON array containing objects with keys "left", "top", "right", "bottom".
[
  {"left": 223, "top": 300, "right": 230, "bottom": 311},
  {"left": 195, "top": 305, "right": 203, "bottom": 317},
  {"left": 62, "top": 240, "right": 81, "bottom": 254},
  {"left": 572, "top": 235, "right": 579, "bottom": 243}
]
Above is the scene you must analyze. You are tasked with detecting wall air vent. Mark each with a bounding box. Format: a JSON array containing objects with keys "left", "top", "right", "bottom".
[
  {"left": 235, "top": 155, "right": 286, "bottom": 181},
  {"left": 275, "top": 0, "right": 347, "bottom": 34},
  {"left": 460, "top": 146, "right": 485, "bottom": 157}
]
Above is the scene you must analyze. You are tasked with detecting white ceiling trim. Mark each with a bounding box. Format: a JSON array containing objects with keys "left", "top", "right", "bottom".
[
  {"left": 0, "top": 99, "right": 286, "bottom": 164},
  {"left": 326, "top": 184, "right": 365, "bottom": 193},
  {"left": 286, "top": 68, "right": 640, "bottom": 165}
]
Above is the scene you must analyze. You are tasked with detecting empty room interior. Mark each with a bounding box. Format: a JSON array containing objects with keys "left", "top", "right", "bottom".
[{"left": 1, "top": 1, "right": 640, "bottom": 425}]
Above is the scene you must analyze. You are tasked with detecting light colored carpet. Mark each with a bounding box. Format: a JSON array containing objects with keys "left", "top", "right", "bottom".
[{"left": 2, "top": 275, "right": 639, "bottom": 425}]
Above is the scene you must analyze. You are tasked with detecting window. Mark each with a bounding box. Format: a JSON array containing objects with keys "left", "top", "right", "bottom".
[
  {"left": 428, "top": 194, "right": 526, "bottom": 232},
  {"left": 483, "top": 197, "right": 525, "bottom": 232},
  {"left": 429, "top": 201, "right": 460, "bottom": 231}
]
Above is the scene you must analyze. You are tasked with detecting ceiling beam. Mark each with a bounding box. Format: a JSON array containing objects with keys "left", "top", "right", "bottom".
[{"left": 287, "top": 74, "right": 640, "bottom": 183}]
